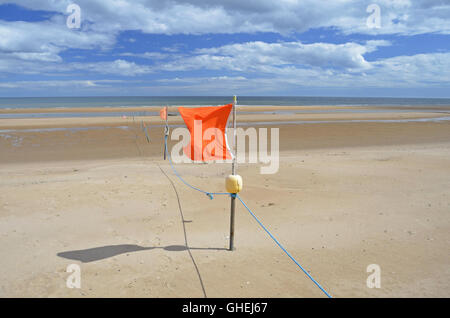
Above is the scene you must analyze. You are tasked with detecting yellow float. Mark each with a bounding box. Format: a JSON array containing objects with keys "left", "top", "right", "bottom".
[{"left": 225, "top": 174, "right": 243, "bottom": 194}]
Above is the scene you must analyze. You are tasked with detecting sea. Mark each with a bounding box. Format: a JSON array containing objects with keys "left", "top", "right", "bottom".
[{"left": 1, "top": 96, "right": 450, "bottom": 109}]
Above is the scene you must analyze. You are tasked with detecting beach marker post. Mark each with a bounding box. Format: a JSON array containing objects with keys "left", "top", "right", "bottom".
[
  {"left": 161, "top": 106, "right": 169, "bottom": 160},
  {"left": 229, "top": 95, "right": 238, "bottom": 251}
]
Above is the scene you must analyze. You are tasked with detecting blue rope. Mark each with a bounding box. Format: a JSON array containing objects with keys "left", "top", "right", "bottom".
[
  {"left": 163, "top": 134, "right": 332, "bottom": 298},
  {"left": 236, "top": 194, "right": 332, "bottom": 298},
  {"left": 164, "top": 135, "right": 229, "bottom": 199}
]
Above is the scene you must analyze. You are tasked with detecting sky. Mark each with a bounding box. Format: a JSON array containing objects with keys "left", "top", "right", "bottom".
[{"left": 0, "top": 0, "right": 449, "bottom": 98}]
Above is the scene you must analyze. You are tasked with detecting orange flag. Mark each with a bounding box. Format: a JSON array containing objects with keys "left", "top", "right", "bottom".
[
  {"left": 178, "top": 104, "right": 233, "bottom": 161},
  {"left": 160, "top": 106, "right": 168, "bottom": 121}
]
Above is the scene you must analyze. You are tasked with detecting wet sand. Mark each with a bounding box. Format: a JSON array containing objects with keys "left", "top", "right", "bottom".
[{"left": 0, "top": 106, "right": 449, "bottom": 297}]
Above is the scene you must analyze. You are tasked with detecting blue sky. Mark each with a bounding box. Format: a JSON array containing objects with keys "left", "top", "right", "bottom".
[{"left": 0, "top": 0, "right": 449, "bottom": 97}]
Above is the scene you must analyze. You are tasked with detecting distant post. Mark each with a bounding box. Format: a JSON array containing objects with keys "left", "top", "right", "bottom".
[
  {"left": 163, "top": 106, "right": 169, "bottom": 160},
  {"left": 229, "top": 96, "right": 237, "bottom": 251}
]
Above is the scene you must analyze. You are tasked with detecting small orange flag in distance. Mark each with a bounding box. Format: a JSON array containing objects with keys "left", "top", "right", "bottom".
[
  {"left": 160, "top": 106, "right": 168, "bottom": 121},
  {"left": 178, "top": 104, "right": 233, "bottom": 161}
]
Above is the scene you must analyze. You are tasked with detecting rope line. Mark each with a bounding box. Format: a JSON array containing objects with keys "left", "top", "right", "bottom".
[
  {"left": 163, "top": 133, "right": 332, "bottom": 298},
  {"left": 158, "top": 165, "right": 208, "bottom": 298},
  {"left": 164, "top": 134, "right": 229, "bottom": 199},
  {"left": 236, "top": 194, "right": 332, "bottom": 298}
]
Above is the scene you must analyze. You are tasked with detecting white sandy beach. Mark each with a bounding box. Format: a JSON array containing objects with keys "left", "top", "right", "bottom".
[{"left": 0, "top": 106, "right": 450, "bottom": 297}]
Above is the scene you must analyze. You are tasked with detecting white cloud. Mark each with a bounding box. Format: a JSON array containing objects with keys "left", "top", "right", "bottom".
[
  {"left": 2, "top": 51, "right": 449, "bottom": 95},
  {"left": 4, "top": 0, "right": 450, "bottom": 35},
  {"left": 0, "top": 18, "right": 114, "bottom": 55},
  {"left": 0, "top": 79, "right": 124, "bottom": 89},
  {"left": 156, "top": 75, "right": 247, "bottom": 83},
  {"left": 160, "top": 40, "right": 391, "bottom": 72},
  {"left": 0, "top": 1, "right": 447, "bottom": 75},
  {"left": 70, "top": 59, "right": 153, "bottom": 76},
  {"left": 370, "top": 53, "right": 450, "bottom": 86},
  {"left": 153, "top": 48, "right": 450, "bottom": 92},
  {"left": 0, "top": 0, "right": 449, "bottom": 96},
  {"left": 0, "top": 17, "right": 115, "bottom": 73},
  {"left": 119, "top": 52, "right": 169, "bottom": 60}
]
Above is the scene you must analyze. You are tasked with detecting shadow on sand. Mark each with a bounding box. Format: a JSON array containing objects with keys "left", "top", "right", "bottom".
[
  {"left": 57, "top": 244, "right": 226, "bottom": 263},
  {"left": 57, "top": 164, "right": 227, "bottom": 298}
]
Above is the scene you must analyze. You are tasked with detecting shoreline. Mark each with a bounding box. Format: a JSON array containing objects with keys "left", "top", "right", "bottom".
[
  {"left": 1, "top": 111, "right": 449, "bottom": 131},
  {"left": 2, "top": 106, "right": 450, "bottom": 165},
  {"left": 1, "top": 104, "right": 450, "bottom": 114}
]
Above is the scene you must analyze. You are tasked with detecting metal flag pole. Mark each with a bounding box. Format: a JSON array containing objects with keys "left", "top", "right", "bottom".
[
  {"left": 229, "top": 95, "right": 237, "bottom": 251},
  {"left": 164, "top": 105, "right": 169, "bottom": 160}
]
